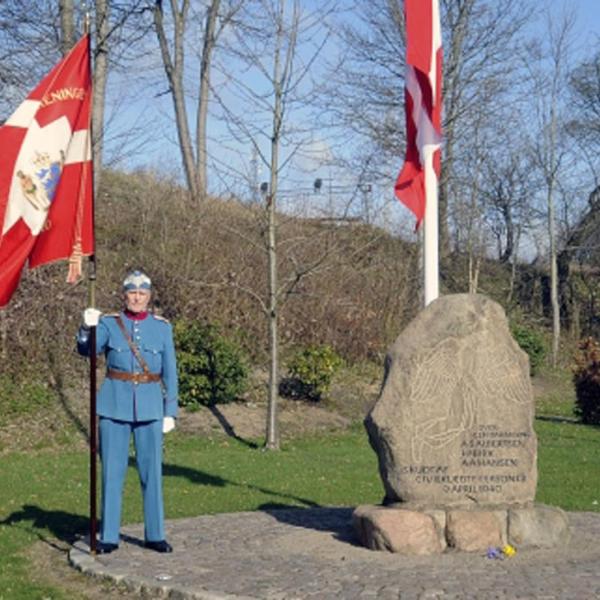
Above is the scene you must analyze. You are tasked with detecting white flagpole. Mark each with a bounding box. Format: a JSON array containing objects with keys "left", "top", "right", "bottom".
[
  {"left": 423, "top": 148, "right": 439, "bottom": 306},
  {"left": 423, "top": 0, "right": 441, "bottom": 307}
]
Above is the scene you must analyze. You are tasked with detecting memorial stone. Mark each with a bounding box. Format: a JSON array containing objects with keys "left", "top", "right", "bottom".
[{"left": 365, "top": 294, "right": 537, "bottom": 507}]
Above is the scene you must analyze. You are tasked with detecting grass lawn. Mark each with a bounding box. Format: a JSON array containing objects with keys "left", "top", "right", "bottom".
[
  {"left": 535, "top": 419, "right": 600, "bottom": 510},
  {"left": 1, "top": 417, "right": 599, "bottom": 598},
  {"left": 0, "top": 428, "right": 383, "bottom": 599},
  {"left": 533, "top": 365, "right": 578, "bottom": 420}
]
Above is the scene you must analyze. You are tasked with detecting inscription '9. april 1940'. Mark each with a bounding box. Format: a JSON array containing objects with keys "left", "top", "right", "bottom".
[{"left": 401, "top": 424, "right": 531, "bottom": 495}]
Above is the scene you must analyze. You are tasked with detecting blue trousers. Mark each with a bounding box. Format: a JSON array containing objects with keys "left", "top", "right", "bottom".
[{"left": 99, "top": 417, "right": 165, "bottom": 544}]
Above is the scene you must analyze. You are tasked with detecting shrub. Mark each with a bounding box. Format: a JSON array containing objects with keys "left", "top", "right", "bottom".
[
  {"left": 573, "top": 337, "right": 600, "bottom": 425},
  {"left": 510, "top": 323, "right": 547, "bottom": 375},
  {"left": 174, "top": 320, "right": 249, "bottom": 407},
  {"left": 282, "top": 345, "right": 343, "bottom": 402}
]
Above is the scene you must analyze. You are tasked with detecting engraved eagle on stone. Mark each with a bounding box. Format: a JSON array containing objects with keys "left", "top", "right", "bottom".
[{"left": 409, "top": 334, "right": 530, "bottom": 463}]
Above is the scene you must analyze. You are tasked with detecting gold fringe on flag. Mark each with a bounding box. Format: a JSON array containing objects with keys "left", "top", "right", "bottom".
[{"left": 66, "top": 242, "right": 83, "bottom": 283}]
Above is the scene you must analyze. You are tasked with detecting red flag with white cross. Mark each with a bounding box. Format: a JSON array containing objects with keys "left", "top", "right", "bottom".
[
  {"left": 0, "top": 34, "right": 94, "bottom": 307},
  {"left": 394, "top": 0, "right": 443, "bottom": 229}
]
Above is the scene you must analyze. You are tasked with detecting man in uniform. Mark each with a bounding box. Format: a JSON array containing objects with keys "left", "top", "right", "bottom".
[{"left": 78, "top": 270, "right": 178, "bottom": 554}]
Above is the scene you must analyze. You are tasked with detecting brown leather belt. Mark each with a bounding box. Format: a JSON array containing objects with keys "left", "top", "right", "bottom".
[{"left": 107, "top": 369, "right": 161, "bottom": 384}]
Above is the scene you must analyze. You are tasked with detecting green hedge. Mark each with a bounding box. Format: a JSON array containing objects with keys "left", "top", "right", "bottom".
[
  {"left": 511, "top": 323, "right": 547, "bottom": 375},
  {"left": 174, "top": 320, "right": 249, "bottom": 407}
]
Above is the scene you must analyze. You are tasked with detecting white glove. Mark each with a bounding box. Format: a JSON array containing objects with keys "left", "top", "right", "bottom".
[
  {"left": 163, "top": 416, "right": 176, "bottom": 434},
  {"left": 83, "top": 307, "right": 102, "bottom": 327}
]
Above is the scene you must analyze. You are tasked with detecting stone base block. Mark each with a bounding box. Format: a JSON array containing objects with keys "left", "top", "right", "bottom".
[
  {"left": 353, "top": 505, "right": 445, "bottom": 555},
  {"left": 508, "top": 504, "right": 570, "bottom": 548},
  {"left": 354, "top": 503, "right": 569, "bottom": 555},
  {"left": 446, "top": 509, "right": 506, "bottom": 551}
]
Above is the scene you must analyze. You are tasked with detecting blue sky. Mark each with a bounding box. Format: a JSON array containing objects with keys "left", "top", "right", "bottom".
[
  {"left": 99, "top": 0, "right": 600, "bottom": 233},
  {"left": 572, "top": 0, "right": 600, "bottom": 48},
  {"left": 527, "top": 0, "right": 599, "bottom": 62}
]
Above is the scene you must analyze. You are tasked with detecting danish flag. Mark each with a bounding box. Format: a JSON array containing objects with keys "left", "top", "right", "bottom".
[
  {"left": 394, "top": 0, "right": 443, "bottom": 229},
  {"left": 0, "top": 35, "right": 94, "bottom": 307}
]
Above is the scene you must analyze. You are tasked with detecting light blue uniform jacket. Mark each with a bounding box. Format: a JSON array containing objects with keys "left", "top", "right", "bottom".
[{"left": 77, "top": 312, "right": 178, "bottom": 422}]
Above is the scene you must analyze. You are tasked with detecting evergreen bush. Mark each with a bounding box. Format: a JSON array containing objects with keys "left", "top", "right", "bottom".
[
  {"left": 510, "top": 323, "right": 547, "bottom": 375},
  {"left": 281, "top": 345, "right": 343, "bottom": 402},
  {"left": 173, "top": 320, "right": 249, "bottom": 407},
  {"left": 573, "top": 337, "right": 600, "bottom": 425}
]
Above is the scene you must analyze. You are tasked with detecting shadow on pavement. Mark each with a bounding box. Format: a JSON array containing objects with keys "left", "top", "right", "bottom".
[{"left": 258, "top": 504, "right": 358, "bottom": 545}]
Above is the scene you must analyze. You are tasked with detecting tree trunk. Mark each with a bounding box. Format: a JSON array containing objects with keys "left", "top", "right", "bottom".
[
  {"left": 468, "top": 254, "right": 480, "bottom": 294},
  {"left": 549, "top": 205, "right": 560, "bottom": 367},
  {"left": 154, "top": 0, "right": 199, "bottom": 201},
  {"left": 439, "top": 0, "right": 476, "bottom": 258},
  {"left": 195, "top": 0, "right": 221, "bottom": 201},
  {"left": 500, "top": 200, "right": 514, "bottom": 263},
  {"left": 265, "top": 0, "right": 286, "bottom": 451},
  {"left": 92, "top": 0, "right": 110, "bottom": 196},
  {"left": 507, "top": 226, "right": 521, "bottom": 305},
  {"left": 547, "top": 91, "right": 560, "bottom": 366},
  {"left": 538, "top": 12, "right": 573, "bottom": 368},
  {"left": 59, "top": 0, "right": 75, "bottom": 56}
]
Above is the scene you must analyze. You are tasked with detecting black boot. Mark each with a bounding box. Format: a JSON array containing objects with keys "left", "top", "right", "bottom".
[
  {"left": 144, "top": 540, "right": 173, "bottom": 553},
  {"left": 95, "top": 541, "right": 118, "bottom": 554}
]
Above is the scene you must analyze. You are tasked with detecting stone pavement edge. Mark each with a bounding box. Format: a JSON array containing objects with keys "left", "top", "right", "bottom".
[{"left": 69, "top": 508, "right": 600, "bottom": 599}]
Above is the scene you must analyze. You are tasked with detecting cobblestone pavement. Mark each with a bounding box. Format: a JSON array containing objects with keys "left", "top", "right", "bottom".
[{"left": 69, "top": 508, "right": 600, "bottom": 599}]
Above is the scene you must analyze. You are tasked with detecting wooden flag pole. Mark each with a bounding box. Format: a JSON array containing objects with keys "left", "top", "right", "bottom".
[
  {"left": 88, "top": 261, "right": 97, "bottom": 555},
  {"left": 83, "top": 8, "right": 98, "bottom": 555}
]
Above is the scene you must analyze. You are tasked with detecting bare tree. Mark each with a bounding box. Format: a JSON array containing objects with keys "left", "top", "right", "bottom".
[
  {"left": 92, "top": 0, "right": 110, "bottom": 195},
  {"left": 196, "top": 0, "right": 221, "bottom": 197},
  {"left": 481, "top": 133, "right": 535, "bottom": 265},
  {"left": 451, "top": 111, "right": 486, "bottom": 293},
  {"left": 264, "top": 0, "right": 286, "bottom": 450},
  {"left": 525, "top": 10, "right": 576, "bottom": 366},
  {"left": 557, "top": 184, "right": 600, "bottom": 338},
  {"left": 152, "top": 0, "right": 240, "bottom": 202},
  {"left": 568, "top": 50, "right": 600, "bottom": 180},
  {"left": 0, "top": 0, "right": 64, "bottom": 112},
  {"left": 0, "top": 0, "right": 153, "bottom": 179},
  {"left": 212, "top": 0, "right": 337, "bottom": 449},
  {"left": 329, "top": 0, "right": 531, "bottom": 257},
  {"left": 557, "top": 50, "right": 600, "bottom": 336}
]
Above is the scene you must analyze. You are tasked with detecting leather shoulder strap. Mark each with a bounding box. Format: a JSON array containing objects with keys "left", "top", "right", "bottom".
[
  {"left": 115, "top": 315, "right": 151, "bottom": 374},
  {"left": 114, "top": 315, "right": 168, "bottom": 398}
]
